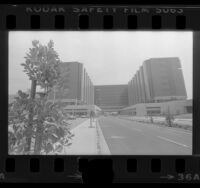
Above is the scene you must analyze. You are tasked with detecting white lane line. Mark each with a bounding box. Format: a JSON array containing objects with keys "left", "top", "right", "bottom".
[{"left": 157, "top": 136, "right": 192, "bottom": 149}]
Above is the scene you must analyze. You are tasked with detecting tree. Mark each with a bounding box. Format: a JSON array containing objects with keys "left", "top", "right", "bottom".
[
  {"left": 8, "top": 40, "right": 73, "bottom": 155},
  {"left": 8, "top": 91, "right": 74, "bottom": 154},
  {"left": 22, "top": 40, "right": 61, "bottom": 92},
  {"left": 8, "top": 90, "right": 30, "bottom": 154}
]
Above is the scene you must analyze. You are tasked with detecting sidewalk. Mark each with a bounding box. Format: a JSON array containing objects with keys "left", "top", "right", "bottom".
[{"left": 63, "top": 118, "right": 110, "bottom": 155}]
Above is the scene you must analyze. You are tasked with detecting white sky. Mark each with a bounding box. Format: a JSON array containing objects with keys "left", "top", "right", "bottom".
[{"left": 9, "top": 31, "right": 193, "bottom": 99}]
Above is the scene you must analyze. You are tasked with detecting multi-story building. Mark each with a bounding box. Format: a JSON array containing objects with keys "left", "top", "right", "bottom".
[
  {"left": 120, "top": 99, "right": 192, "bottom": 116},
  {"left": 48, "top": 62, "right": 94, "bottom": 106},
  {"left": 94, "top": 85, "right": 128, "bottom": 113},
  {"left": 128, "top": 57, "right": 187, "bottom": 105},
  {"left": 47, "top": 58, "right": 189, "bottom": 116}
]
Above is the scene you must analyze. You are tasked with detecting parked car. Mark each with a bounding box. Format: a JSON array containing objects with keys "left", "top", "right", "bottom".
[{"left": 81, "top": 115, "right": 88, "bottom": 118}]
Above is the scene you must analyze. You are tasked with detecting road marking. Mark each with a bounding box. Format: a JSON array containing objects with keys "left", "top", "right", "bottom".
[{"left": 157, "top": 136, "right": 192, "bottom": 149}]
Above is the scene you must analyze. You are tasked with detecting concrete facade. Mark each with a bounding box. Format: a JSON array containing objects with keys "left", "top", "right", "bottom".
[
  {"left": 94, "top": 85, "right": 128, "bottom": 112},
  {"left": 46, "top": 58, "right": 190, "bottom": 115},
  {"left": 120, "top": 99, "right": 192, "bottom": 116},
  {"left": 63, "top": 104, "right": 101, "bottom": 116},
  {"left": 128, "top": 57, "right": 187, "bottom": 105},
  {"left": 48, "top": 62, "right": 94, "bottom": 105}
]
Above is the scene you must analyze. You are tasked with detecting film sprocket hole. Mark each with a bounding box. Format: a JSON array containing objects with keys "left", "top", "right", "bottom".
[{"left": 0, "top": 4, "right": 200, "bottom": 183}]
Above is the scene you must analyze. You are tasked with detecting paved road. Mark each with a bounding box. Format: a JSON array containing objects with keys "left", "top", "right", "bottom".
[{"left": 98, "top": 116, "right": 192, "bottom": 155}]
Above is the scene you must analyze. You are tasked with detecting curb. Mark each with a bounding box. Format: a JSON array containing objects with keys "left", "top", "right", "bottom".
[{"left": 96, "top": 119, "right": 111, "bottom": 155}]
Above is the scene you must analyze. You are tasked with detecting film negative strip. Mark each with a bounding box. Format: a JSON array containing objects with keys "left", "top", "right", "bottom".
[{"left": 0, "top": 4, "right": 200, "bottom": 183}]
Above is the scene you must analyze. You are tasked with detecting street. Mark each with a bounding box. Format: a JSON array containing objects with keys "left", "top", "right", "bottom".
[{"left": 98, "top": 116, "right": 192, "bottom": 155}]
